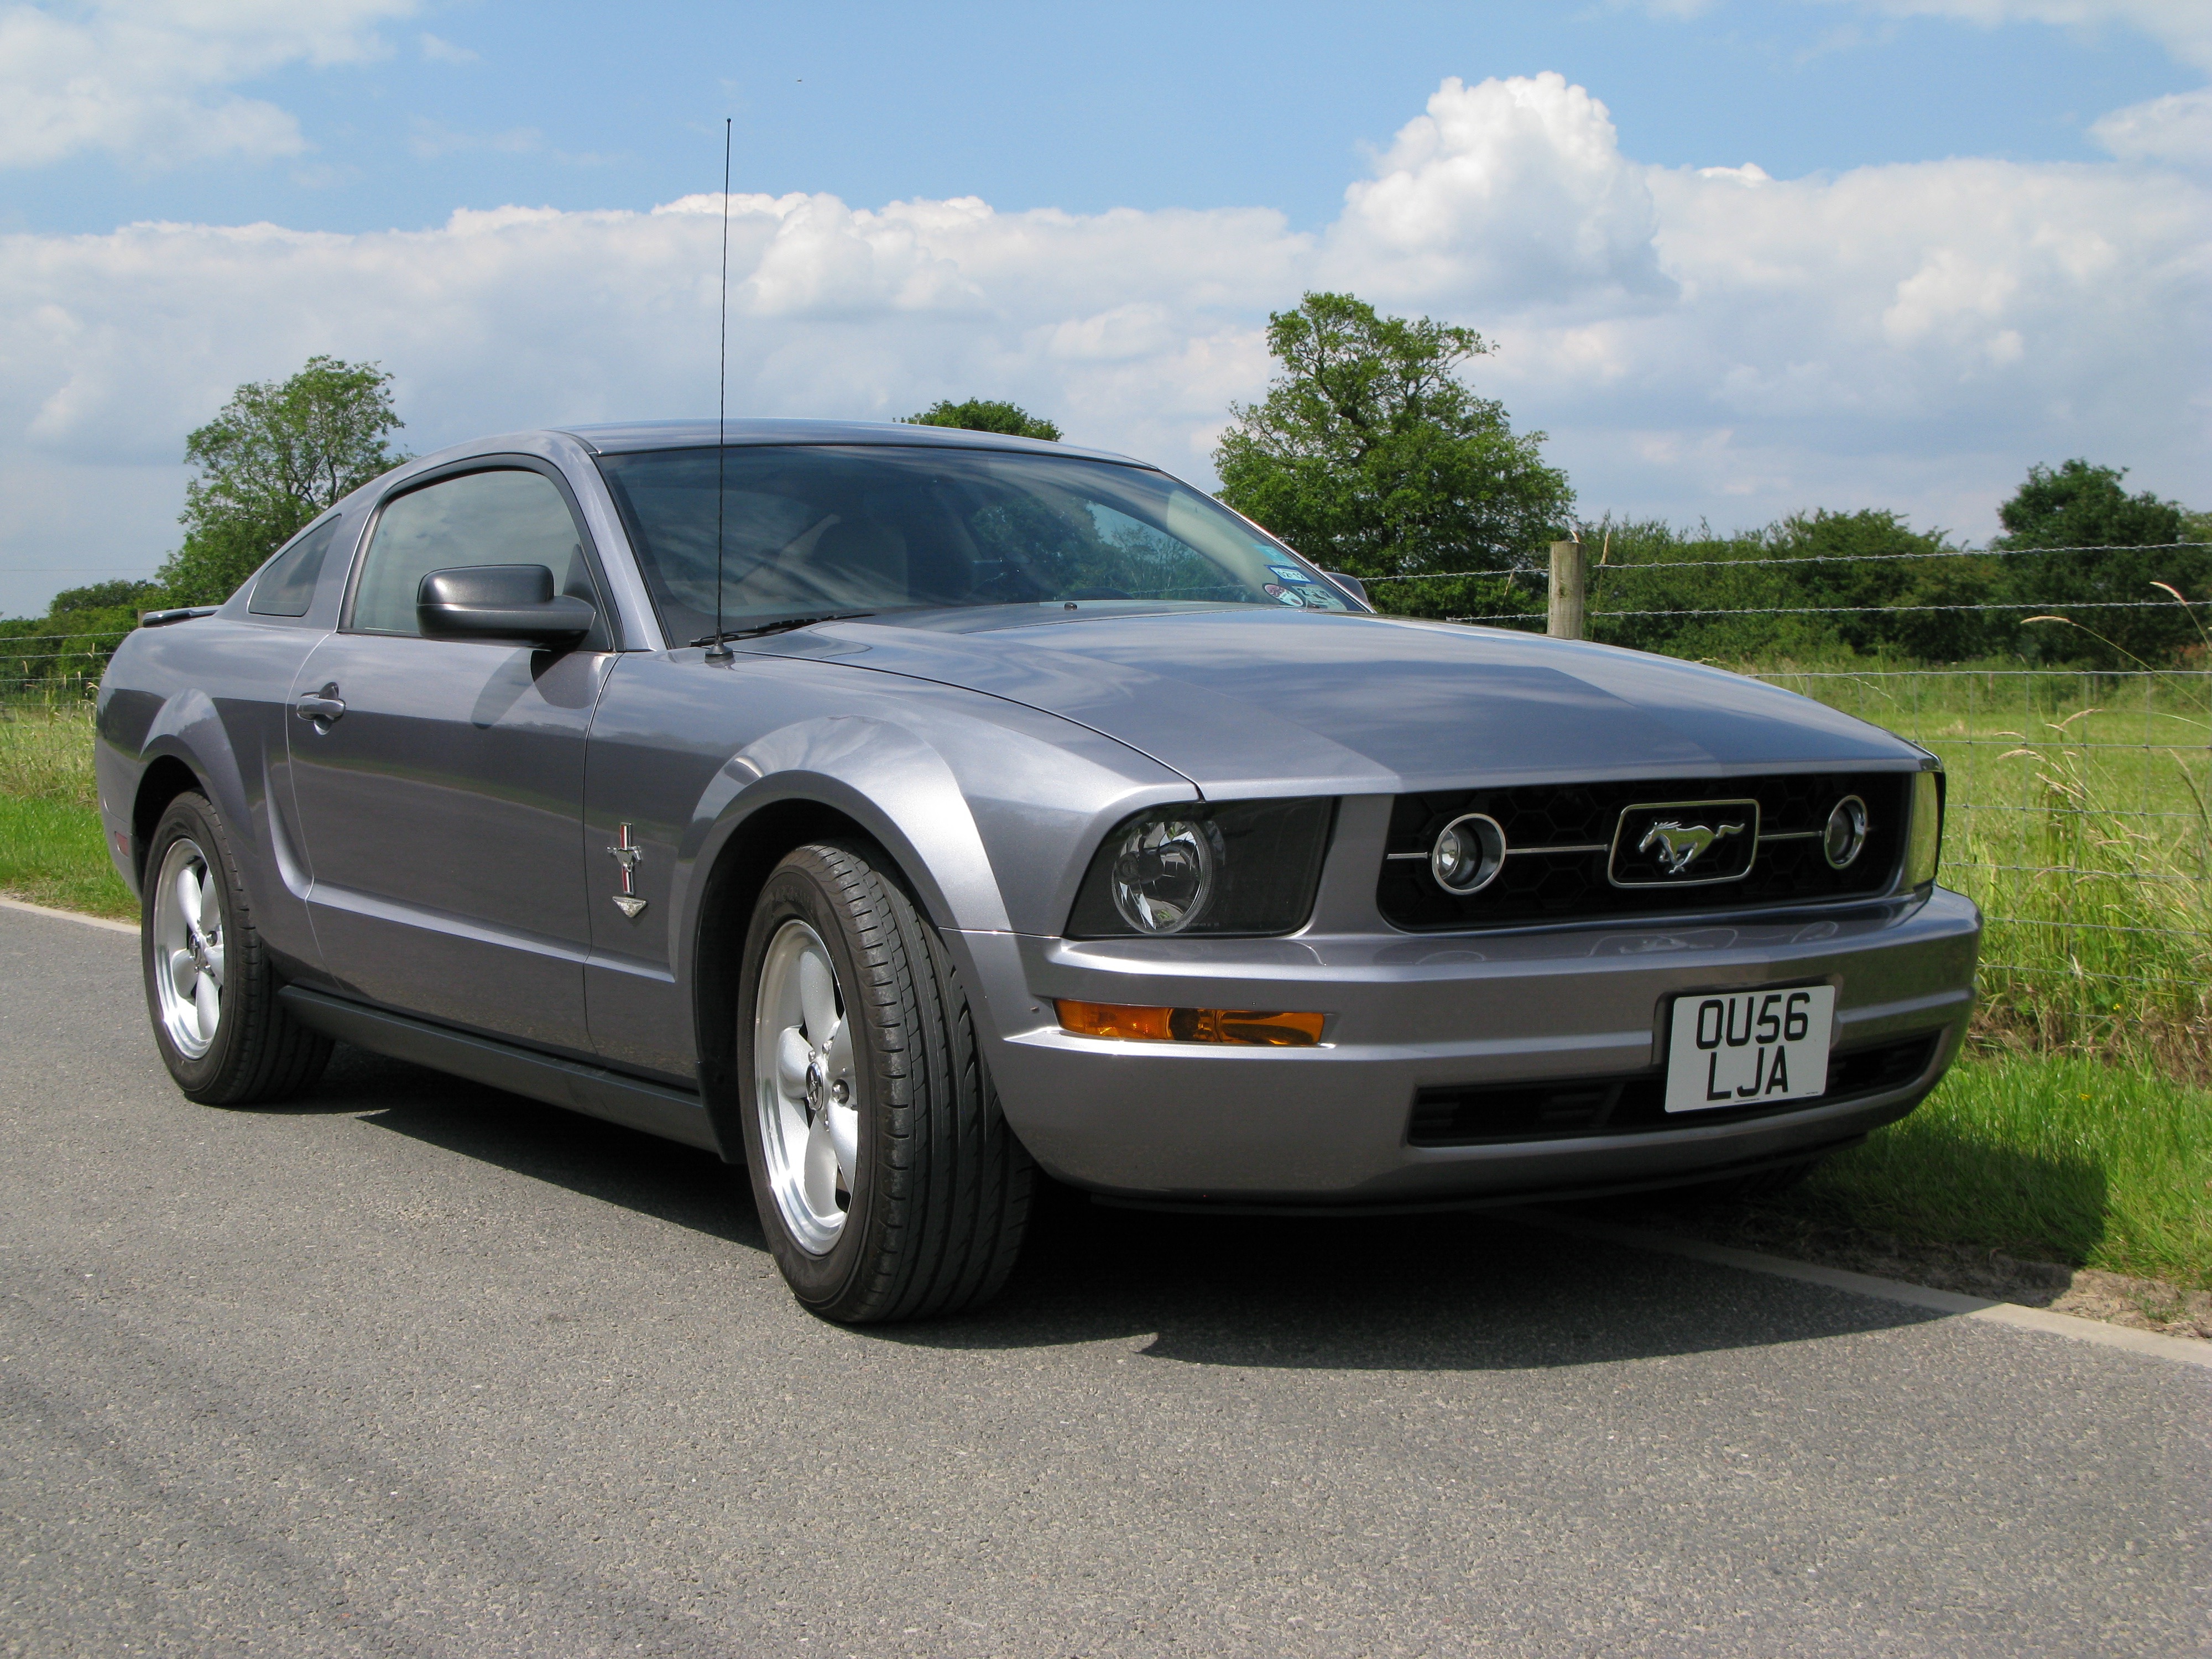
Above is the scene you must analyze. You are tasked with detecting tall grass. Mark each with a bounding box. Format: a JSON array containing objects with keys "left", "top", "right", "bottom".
[
  {"left": 1756, "top": 666, "right": 2212, "bottom": 1080},
  {"left": 0, "top": 701, "right": 132, "bottom": 918},
  {"left": 0, "top": 698, "right": 100, "bottom": 809}
]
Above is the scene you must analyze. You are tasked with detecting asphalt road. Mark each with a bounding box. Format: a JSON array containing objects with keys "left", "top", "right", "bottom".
[{"left": 3, "top": 904, "right": 2208, "bottom": 1658}]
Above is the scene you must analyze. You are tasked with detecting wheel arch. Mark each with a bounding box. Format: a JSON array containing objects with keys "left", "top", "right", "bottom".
[{"left": 677, "top": 718, "right": 1011, "bottom": 1160}]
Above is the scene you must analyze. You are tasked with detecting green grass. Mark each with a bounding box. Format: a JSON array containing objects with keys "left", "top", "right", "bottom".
[
  {"left": 0, "top": 702, "right": 134, "bottom": 920},
  {"left": 0, "top": 793, "right": 135, "bottom": 919},
  {"left": 1749, "top": 664, "right": 2212, "bottom": 1076},
  {"left": 1781, "top": 1051, "right": 2212, "bottom": 1288}
]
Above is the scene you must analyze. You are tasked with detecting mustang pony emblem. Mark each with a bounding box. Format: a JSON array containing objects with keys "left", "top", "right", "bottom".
[
  {"left": 608, "top": 823, "right": 647, "bottom": 918},
  {"left": 1637, "top": 820, "right": 1745, "bottom": 877}
]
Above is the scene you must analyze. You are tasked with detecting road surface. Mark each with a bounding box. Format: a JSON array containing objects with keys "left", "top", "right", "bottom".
[{"left": 3, "top": 904, "right": 2206, "bottom": 1656}]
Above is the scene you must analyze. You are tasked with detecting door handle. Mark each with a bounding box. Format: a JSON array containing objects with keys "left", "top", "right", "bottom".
[{"left": 295, "top": 684, "right": 346, "bottom": 726}]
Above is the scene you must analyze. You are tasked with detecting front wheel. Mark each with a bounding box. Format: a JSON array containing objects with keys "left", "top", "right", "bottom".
[
  {"left": 737, "top": 841, "right": 1032, "bottom": 1323},
  {"left": 142, "top": 791, "right": 331, "bottom": 1105}
]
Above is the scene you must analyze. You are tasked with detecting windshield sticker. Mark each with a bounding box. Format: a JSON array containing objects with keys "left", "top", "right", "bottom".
[
  {"left": 1274, "top": 588, "right": 1307, "bottom": 607},
  {"left": 1267, "top": 566, "right": 1310, "bottom": 585}
]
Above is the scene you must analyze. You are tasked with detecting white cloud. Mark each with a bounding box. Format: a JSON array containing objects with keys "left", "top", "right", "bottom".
[
  {"left": 2094, "top": 86, "right": 2212, "bottom": 165},
  {"left": 0, "top": 0, "right": 413, "bottom": 169},
  {"left": 1326, "top": 74, "right": 1670, "bottom": 307},
  {"left": 417, "top": 30, "right": 474, "bottom": 64},
  {"left": 1, "top": 70, "right": 2205, "bottom": 615}
]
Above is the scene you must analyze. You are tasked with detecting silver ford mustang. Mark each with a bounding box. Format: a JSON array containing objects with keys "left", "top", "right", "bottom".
[{"left": 96, "top": 419, "right": 1980, "bottom": 1321}]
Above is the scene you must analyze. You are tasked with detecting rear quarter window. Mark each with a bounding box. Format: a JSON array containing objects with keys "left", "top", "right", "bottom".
[{"left": 248, "top": 518, "right": 341, "bottom": 617}]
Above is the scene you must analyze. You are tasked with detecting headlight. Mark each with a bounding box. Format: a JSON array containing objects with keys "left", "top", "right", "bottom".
[
  {"left": 1067, "top": 799, "right": 1335, "bottom": 938},
  {"left": 1904, "top": 769, "right": 1943, "bottom": 888}
]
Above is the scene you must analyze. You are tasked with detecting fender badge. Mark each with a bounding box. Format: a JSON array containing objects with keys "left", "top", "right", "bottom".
[{"left": 608, "top": 823, "right": 647, "bottom": 918}]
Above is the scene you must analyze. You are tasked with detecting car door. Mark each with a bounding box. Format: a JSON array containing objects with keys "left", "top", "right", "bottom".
[{"left": 286, "top": 461, "right": 617, "bottom": 1052}]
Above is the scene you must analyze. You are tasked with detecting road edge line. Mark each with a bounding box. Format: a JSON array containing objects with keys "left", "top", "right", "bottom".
[
  {"left": 1519, "top": 1210, "right": 2212, "bottom": 1371},
  {"left": 0, "top": 894, "right": 138, "bottom": 936}
]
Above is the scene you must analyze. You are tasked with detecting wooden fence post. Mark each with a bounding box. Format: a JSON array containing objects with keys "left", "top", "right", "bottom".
[{"left": 1547, "top": 539, "right": 1587, "bottom": 640}]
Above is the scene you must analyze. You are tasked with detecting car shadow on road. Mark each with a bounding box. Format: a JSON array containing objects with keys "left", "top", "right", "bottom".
[
  {"left": 316, "top": 1045, "right": 765, "bottom": 1250},
  {"left": 321, "top": 1045, "right": 1951, "bottom": 1372}
]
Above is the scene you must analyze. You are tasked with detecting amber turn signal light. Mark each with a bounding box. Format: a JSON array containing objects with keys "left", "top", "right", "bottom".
[{"left": 1055, "top": 1001, "right": 1324, "bottom": 1047}]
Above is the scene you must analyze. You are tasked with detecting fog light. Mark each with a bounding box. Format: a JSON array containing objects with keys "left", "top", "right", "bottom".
[
  {"left": 1055, "top": 1001, "right": 1324, "bottom": 1046},
  {"left": 1431, "top": 812, "right": 1506, "bottom": 895},
  {"left": 1823, "top": 794, "right": 1869, "bottom": 869}
]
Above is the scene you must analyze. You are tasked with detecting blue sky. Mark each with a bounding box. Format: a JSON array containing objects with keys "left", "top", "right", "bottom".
[
  {"left": 0, "top": 1, "right": 2205, "bottom": 614},
  {"left": 7, "top": 1, "right": 2194, "bottom": 238}
]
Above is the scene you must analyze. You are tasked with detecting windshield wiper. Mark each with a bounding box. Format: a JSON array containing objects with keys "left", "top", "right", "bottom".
[{"left": 691, "top": 611, "right": 875, "bottom": 648}]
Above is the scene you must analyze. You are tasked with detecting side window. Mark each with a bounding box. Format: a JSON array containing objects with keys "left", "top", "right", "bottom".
[
  {"left": 248, "top": 517, "right": 340, "bottom": 617},
  {"left": 351, "top": 469, "right": 596, "bottom": 638}
]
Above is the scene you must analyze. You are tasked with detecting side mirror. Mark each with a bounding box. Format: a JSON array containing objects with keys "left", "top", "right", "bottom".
[
  {"left": 1325, "top": 571, "right": 1369, "bottom": 606},
  {"left": 418, "top": 565, "right": 595, "bottom": 645}
]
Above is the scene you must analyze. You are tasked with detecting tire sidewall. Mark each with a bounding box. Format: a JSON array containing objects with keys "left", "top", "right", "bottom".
[
  {"left": 141, "top": 792, "right": 249, "bottom": 1100},
  {"left": 734, "top": 851, "right": 882, "bottom": 1308}
]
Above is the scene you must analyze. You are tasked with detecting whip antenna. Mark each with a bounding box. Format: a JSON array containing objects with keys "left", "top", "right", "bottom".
[{"left": 705, "top": 117, "right": 735, "bottom": 661}]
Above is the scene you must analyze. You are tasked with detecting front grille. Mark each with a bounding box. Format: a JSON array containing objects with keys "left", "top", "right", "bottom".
[
  {"left": 1407, "top": 1032, "right": 1941, "bottom": 1147},
  {"left": 1377, "top": 770, "right": 1912, "bottom": 931}
]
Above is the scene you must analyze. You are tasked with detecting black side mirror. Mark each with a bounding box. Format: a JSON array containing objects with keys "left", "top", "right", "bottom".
[
  {"left": 1325, "top": 571, "right": 1369, "bottom": 606},
  {"left": 418, "top": 565, "right": 595, "bottom": 645}
]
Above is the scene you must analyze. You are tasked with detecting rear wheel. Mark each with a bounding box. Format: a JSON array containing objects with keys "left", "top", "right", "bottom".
[
  {"left": 737, "top": 841, "right": 1032, "bottom": 1323},
  {"left": 142, "top": 791, "right": 331, "bottom": 1105}
]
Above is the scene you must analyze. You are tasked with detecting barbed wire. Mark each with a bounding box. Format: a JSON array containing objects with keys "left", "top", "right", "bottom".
[
  {"left": 1443, "top": 597, "right": 2208, "bottom": 624},
  {"left": 1361, "top": 540, "right": 2210, "bottom": 586}
]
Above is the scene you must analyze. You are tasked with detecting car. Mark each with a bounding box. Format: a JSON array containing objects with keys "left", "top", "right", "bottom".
[{"left": 97, "top": 418, "right": 1981, "bottom": 1321}]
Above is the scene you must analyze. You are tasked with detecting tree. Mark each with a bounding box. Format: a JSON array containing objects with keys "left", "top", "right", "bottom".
[
  {"left": 1213, "top": 292, "right": 1572, "bottom": 618},
  {"left": 154, "top": 356, "right": 408, "bottom": 605},
  {"left": 1995, "top": 460, "right": 2209, "bottom": 667},
  {"left": 905, "top": 398, "right": 1061, "bottom": 442}
]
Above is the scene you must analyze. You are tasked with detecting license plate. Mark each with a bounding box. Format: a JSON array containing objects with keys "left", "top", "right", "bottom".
[{"left": 1664, "top": 986, "right": 1835, "bottom": 1114}]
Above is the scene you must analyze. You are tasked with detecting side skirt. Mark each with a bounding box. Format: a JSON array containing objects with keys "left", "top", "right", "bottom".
[{"left": 279, "top": 985, "right": 725, "bottom": 1157}]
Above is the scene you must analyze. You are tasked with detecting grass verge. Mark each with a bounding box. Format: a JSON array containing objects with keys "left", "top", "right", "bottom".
[
  {"left": 0, "top": 794, "right": 135, "bottom": 919},
  {"left": 0, "top": 703, "right": 134, "bottom": 920},
  {"left": 1782, "top": 1052, "right": 2212, "bottom": 1288}
]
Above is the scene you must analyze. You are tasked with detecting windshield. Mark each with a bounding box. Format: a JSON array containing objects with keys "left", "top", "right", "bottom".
[{"left": 593, "top": 444, "right": 1357, "bottom": 642}]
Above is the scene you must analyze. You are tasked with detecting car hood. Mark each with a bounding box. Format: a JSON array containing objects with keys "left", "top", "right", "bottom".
[{"left": 747, "top": 606, "right": 1924, "bottom": 796}]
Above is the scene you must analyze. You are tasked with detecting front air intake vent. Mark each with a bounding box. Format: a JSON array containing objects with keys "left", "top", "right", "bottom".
[{"left": 1407, "top": 1032, "right": 1940, "bottom": 1147}]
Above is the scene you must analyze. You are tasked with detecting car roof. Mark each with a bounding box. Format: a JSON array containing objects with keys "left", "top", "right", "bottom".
[{"left": 557, "top": 417, "right": 1142, "bottom": 467}]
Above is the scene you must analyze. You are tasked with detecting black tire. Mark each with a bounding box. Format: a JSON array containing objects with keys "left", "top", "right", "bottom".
[
  {"left": 735, "top": 841, "right": 1032, "bottom": 1323},
  {"left": 140, "top": 791, "right": 332, "bottom": 1106}
]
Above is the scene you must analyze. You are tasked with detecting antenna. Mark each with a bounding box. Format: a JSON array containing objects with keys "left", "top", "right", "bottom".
[{"left": 704, "top": 117, "right": 735, "bottom": 661}]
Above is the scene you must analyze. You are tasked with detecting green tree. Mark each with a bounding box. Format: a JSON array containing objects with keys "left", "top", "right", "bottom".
[
  {"left": 1588, "top": 511, "right": 2004, "bottom": 665},
  {"left": 1995, "top": 460, "right": 2209, "bottom": 667},
  {"left": 905, "top": 398, "right": 1061, "bottom": 442},
  {"left": 1213, "top": 292, "right": 1572, "bottom": 619},
  {"left": 155, "top": 356, "right": 407, "bottom": 605}
]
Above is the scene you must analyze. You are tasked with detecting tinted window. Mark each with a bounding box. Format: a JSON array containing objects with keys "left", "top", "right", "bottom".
[
  {"left": 352, "top": 469, "right": 594, "bottom": 637},
  {"left": 248, "top": 518, "right": 340, "bottom": 617},
  {"left": 594, "top": 445, "right": 1352, "bottom": 645}
]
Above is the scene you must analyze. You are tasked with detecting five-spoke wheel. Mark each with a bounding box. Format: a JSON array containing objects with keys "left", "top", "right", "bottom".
[
  {"left": 752, "top": 919, "right": 860, "bottom": 1255},
  {"left": 737, "top": 841, "right": 1033, "bottom": 1323},
  {"left": 140, "top": 790, "right": 330, "bottom": 1105},
  {"left": 152, "top": 835, "right": 225, "bottom": 1059}
]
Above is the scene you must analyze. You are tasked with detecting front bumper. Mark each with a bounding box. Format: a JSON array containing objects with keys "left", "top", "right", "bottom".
[{"left": 954, "top": 886, "right": 1981, "bottom": 1203}]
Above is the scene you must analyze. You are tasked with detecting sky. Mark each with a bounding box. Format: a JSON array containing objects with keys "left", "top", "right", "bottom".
[{"left": 1, "top": 0, "right": 2207, "bottom": 617}]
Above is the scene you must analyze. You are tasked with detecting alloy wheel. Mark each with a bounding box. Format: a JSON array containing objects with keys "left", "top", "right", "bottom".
[
  {"left": 152, "top": 836, "right": 225, "bottom": 1060},
  {"left": 752, "top": 919, "right": 859, "bottom": 1254}
]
